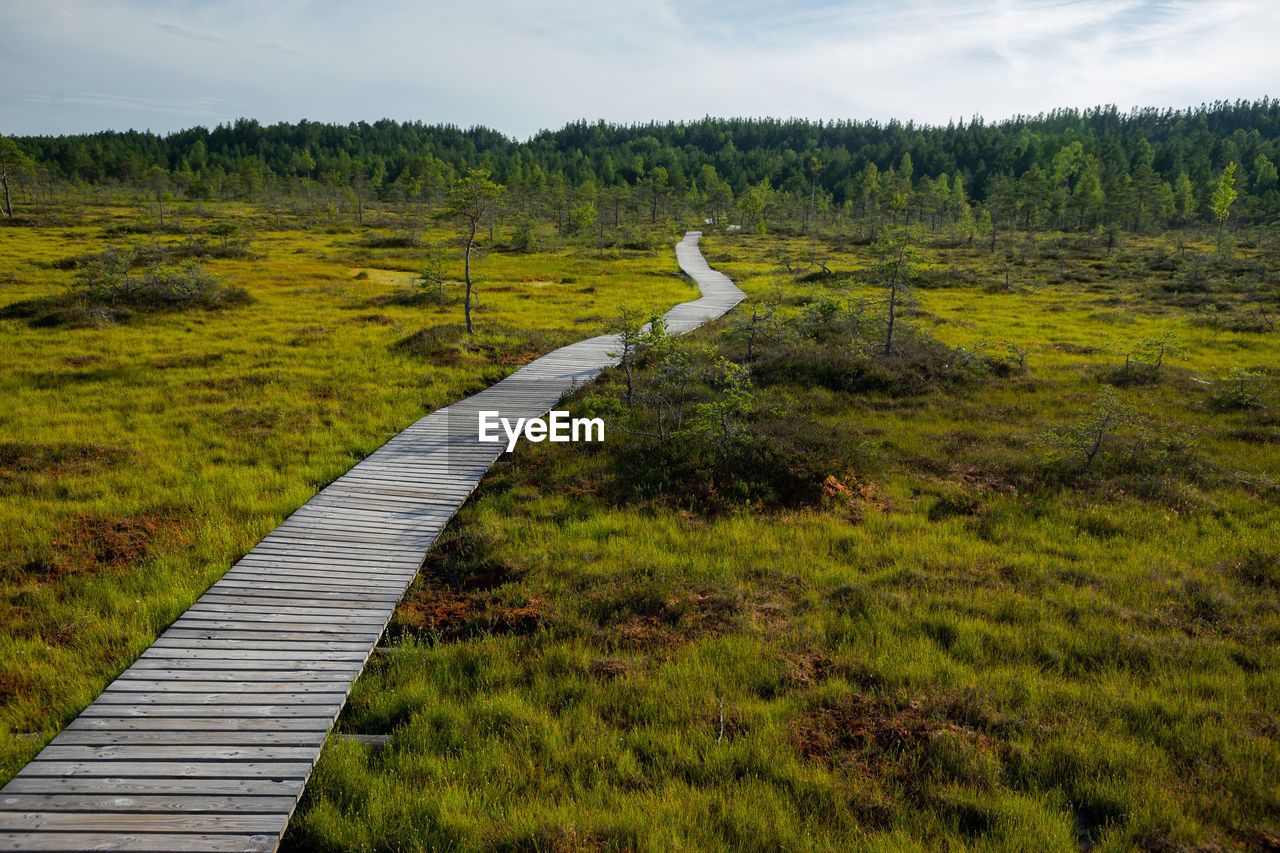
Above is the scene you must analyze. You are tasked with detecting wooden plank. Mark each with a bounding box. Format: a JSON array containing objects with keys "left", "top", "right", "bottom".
[
  {"left": 170, "top": 618, "right": 386, "bottom": 633},
  {"left": 301, "top": 495, "right": 455, "bottom": 513},
  {"left": 237, "top": 540, "right": 428, "bottom": 559},
  {"left": 50, "top": 730, "right": 328, "bottom": 746},
  {"left": 191, "top": 593, "right": 400, "bottom": 611},
  {"left": 192, "top": 591, "right": 402, "bottom": 607},
  {"left": 0, "top": 808, "right": 289, "bottom": 831},
  {"left": 271, "top": 520, "right": 443, "bottom": 541},
  {"left": 137, "top": 646, "right": 367, "bottom": 661},
  {"left": 182, "top": 602, "right": 394, "bottom": 618},
  {"left": 116, "top": 669, "right": 360, "bottom": 682},
  {"left": 91, "top": 691, "right": 349, "bottom": 705},
  {"left": 157, "top": 631, "right": 382, "bottom": 645},
  {"left": 214, "top": 574, "right": 413, "bottom": 591},
  {"left": 225, "top": 558, "right": 420, "bottom": 575},
  {"left": 77, "top": 705, "right": 340, "bottom": 718},
  {"left": 255, "top": 533, "right": 419, "bottom": 554},
  {"left": 289, "top": 502, "right": 455, "bottom": 519},
  {"left": 220, "top": 562, "right": 412, "bottom": 579},
  {"left": 326, "top": 462, "right": 488, "bottom": 477},
  {"left": 312, "top": 484, "right": 468, "bottom": 501},
  {"left": 127, "top": 657, "right": 362, "bottom": 670},
  {"left": 207, "top": 573, "right": 404, "bottom": 594},
  {"left": 208, "top": 575, "right": 411, "bottom": 593},
  {"left": 103, "top": 681, "right": 352, "bottom": 694},
  {"left": 228, "top": 554, "right": 421, "bottom": 571},
  {"left": 146, "top": 639, "right": 373, "bottom": 653},
  {"left": 66, "top": 717, "right": 332, "bottom": 732},
  {"left": 320, "top": 481, "right": 476, "bottom": 499},
  {"left": 16, "top": 761, "right": 313, "bottom": 778},
  {"left": 190, "top": 592, "right": 400, "bottom": 610},
  {"left": 150, "top": 638, "right": 379, "bottom": 652},
  {"left": 177, "top": 604, "right": 392, "bottom": 619},
  {"left": 207, "top": 577, "right": 409, "bottom": 594},
  {"left": 0, "top": 777, "right": 304, "bottom": 796},
  {"left": 0, "top": 832, "right": 278, "bottom": 851},
  {"left": 268, "top": 526, "right": 441, "bottom": 544},
  {"left": 35, "top": 745, "right": 318, "bottom": 761},
  {"left": 0, "top": 794, "right": 296, "bottom": 813}
]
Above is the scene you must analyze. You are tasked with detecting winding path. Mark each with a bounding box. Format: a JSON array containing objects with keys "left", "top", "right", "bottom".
[{"left": 0, "top": 233, "right": 743, "bottom": 852}]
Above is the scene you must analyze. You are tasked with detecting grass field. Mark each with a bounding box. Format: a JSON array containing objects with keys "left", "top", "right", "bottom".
[
  {"left": 285, "top": 228, "right": 1280, "bottom": 851},
  {"left": 0, "top": 204, "right": 692, "bottom": 782}
]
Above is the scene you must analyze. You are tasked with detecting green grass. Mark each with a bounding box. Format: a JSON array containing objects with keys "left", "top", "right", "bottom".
[
  {"left": 0, "top": 204, "right": 691, "bottom": 781},
  {"left": 285, "top": 228, "right": 1280, "bottom": 851}
]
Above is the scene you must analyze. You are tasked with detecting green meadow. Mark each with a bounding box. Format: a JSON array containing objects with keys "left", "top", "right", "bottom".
[
  {"left": 285, "top": 228, "right": 1280, "bottom": 851},
  {"left": 0, "top": 205, "right": 691, "bottom": 781},
  {"left": 0, "top": 197, "right": 1277, "bottom": 851}
]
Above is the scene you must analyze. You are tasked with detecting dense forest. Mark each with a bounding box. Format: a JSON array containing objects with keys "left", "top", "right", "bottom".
[{"left": 3, "top": 99, "right": 1279, "bottom": 237}]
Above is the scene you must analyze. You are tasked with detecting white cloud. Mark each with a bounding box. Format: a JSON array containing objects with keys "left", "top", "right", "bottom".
[
  {"left": 154, "top": 20, "right": 227, "bottom": 43},
  {"left": 0, "top": 0, "right": 1275, "bottom": 137}
]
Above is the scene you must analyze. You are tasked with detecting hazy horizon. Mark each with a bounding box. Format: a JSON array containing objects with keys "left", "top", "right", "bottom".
[{"left": 5, "top": 98, "right": 1277, "bottom": 143}]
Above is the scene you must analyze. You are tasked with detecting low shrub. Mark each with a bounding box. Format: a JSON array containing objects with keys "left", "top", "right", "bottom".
[
  {"left": 393, "top": 324, "right": 468, "bottom": 360},
  {"left": 51, "top": 239, "right": 252, "bottom": 270},
  {"left": 1, "top": 255, "right": 251, "bottom": 327},
  {"left": 358, "top": 230, "right": 419, "bottom": 249}
]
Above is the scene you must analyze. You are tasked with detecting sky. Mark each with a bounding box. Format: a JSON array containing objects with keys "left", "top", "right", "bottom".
[{"left": 1, "top": 0, "right": 1277, "bottom": 140}]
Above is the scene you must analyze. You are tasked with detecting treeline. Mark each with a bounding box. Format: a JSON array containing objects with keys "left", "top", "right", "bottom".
[{"left": 3, "top": 99, "right": 1279, "bottom": 235}]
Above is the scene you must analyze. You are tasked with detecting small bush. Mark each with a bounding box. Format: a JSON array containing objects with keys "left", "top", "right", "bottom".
[
  {"left": 382, "top": 287, "right": 458, "bottom": 308},
  {"left": 394, "top": 324, "right": 468, "bottom": 360},
  {"left": 51, "top": 239, "right": 252, "bottom": 270},
  {"left": 610, "top": 426, "right": 846, "bottom": 513},
  {"left": 1224, "top": 548, "right": 1280, "bottom": 589},
  {"left": 1, "top": 255, "right": 251, "bottom": 327},
  {"left": 1191, "top": 305, "right": 1276, "bottom": 333},
  {"left": 359, "top": 230, "right": 419, "bottom": 249},
  {"left": 928, "top": 488, "right": 984, "bottom": 521},
  {"left": 752, "top": 332, "right": 979, "bottom": 397},
  {"left": 1208, "top": 368, "right": 1265, "bottom": 412}
]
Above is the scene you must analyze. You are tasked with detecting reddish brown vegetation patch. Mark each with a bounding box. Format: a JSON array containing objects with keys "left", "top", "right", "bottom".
[
  {"left": 484, "top": 822, "right": 625, "bottom": 853},
  {"left": 394, "top": 590, "right": 542, "bottom": 641},
  {"left": 307, "top": 384, "right": 346, "bottom": 401},
  {"left": 350, "top": 313, "right": 395, "bottom": 325},
  {"left": 1052, "top": 342, "right": 1103, "bottom": 354},
  {"left": 588, "top": 583, "right": 745, "bottom": 654},
  {"left": 780, "top": 648, "right": 839, "bottom": 688},
  {"left": 26, "top": 507, "right": 188, "bottom": 580},
  {"left": 154, "top": 352, "right": 224, "bottom": 369},
  {"left": 496, "top": 345, "right": 543, "bottom": 366},
  {"left": 62, "top": 354, "right": 105, "bottom": 368},
  {"left": 0, "top": 668, "right": 34, "bottom": 700},
  {"left": 823, "top": 473, "right": 891, "bottom": 520},
  {"left": 1243, "top": 828, "right": 1280, "bottom": 852},
  {"left": 0, "top": 442, "right": 130, "bottom": 487},
  {"left": 792, "top": 692, "right": 995, "bottom": 781},
  {"left": 391, "top": 527, "right": 541, "bottom": 641},
  {"left": 588, "top": 657, "right": 633, "bottom": 679},
  {"left": 606, "top": 614, "right": 683, "bottom": 652}
]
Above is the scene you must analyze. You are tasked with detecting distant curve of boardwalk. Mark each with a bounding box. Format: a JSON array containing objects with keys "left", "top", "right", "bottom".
[{"left": 0, "top": 233, "right": 743, "bottom": 853}]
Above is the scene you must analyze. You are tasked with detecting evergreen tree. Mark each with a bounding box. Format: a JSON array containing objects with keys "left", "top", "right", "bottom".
[{"left": 436, "top": 169, "right": 504, "bottom": 335}]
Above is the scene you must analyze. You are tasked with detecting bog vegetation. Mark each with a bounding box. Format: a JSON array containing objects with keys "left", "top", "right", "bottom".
[
  {"left": 1, "top": 102, "right": 1278, "bottom": 851},
  {"left": 0, "top": 200, "right": 690, "bottom": 785},
  {"left": 283, "top": 220, "right": 1279, "bottom": 852}
]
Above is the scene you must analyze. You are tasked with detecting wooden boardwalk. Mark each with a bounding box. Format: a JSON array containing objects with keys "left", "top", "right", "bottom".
[{"left": 0, "top": 233, "right": 743, "bottom": 852}]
